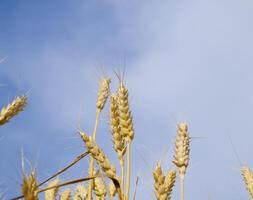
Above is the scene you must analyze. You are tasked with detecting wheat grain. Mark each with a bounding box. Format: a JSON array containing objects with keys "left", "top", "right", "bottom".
[
  {"left": 79, "top": 131, "right": 117, "bottom": 179},
  {"left": 96, "top": 77, "right": 111, "bottom": 112},
  {"left": 109, "top": 181, "right": 116, "bottom": 200},
  {"left": 60, "top": 189, "right": 71, "bottom": 200},
  {"left": 110, "top": 94, "right": 126, "bottom": 163},
  {"left": 44, "top": 178, "right": 60, "bottom": 200},
  {"left": 73, "top": 184, "right": 88, "bottom": 200},
  {"left": 173, "top": 123, "right": 190, "bottom": 177},
  {"left": 21, "top": 171, "right": 38, "bottom": 200},
  {"left": 173, "top": 122, "right": 190, "bottom": 200},
  {"left": 0, "top": 95, "right": 27, "bottom": 125},
  {"left": 153, "top": 163, "right": 166, "bottom": 200},
  {"left": 117, "top": 82, "right": 134, "bottom": 143},
  {"left": 164, "top": 170, "right": 176, "bottom": 200},
  {"left": 94, "top": 176, "right": 107, "bottom": 200},
  {"left": 242, "top": 167, "right": 253, "bottom": 199}
]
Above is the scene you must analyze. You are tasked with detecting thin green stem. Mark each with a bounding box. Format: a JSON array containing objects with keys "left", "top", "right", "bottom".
[{"left": 87, "top": 110, "right": 101, "bottom": 200}]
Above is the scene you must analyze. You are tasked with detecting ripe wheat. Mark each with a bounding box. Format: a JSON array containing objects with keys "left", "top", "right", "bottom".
[
  {"left": 242, "top": 167, "right": 253, "bottom": 199},
  {"left": 0, "top": 95, "right": 27, "bottom": 125}
]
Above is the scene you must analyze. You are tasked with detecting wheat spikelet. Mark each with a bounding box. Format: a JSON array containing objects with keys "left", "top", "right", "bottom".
[
  {"left": 153, "top": 163, "right": 166, "bottom": 200},
  {"left": 73, "top": 184, "right": 88, "bottom": 200},
  {"left": 21, "top": 171, "right": 38, "bottom": 200},
  {"left": 0, "top": 95, "right": 27, "bottom": 125},
  {"left": 110, "top": 94, "right": 126, "bottom": 163},
  {"left": 79, "top": 131, "right": 117, "bottom": 179},
  {"left": 45, "top": 178, "right": 60, "bottom": 200},
  {"left": 94, "top": 176, "right": 107, "bottom": 200},
  {"left": 164, "top": 170, "right": 176, "bottom": 200},
  {"left": 108, "top": 181, "right": 116, "bottom": 200},
  {"left": 96, "top": 77, "right": 111, "bottom": 112},
  {"left": 173, "top": 123, "right": 190, "bottom": 178},
  {"left": 60, "top": 189, "right": 71, "bottom": 200},
  {"left": 173, "top": 122, "right": 190, "bottom": 200},
  {"left": 241, "top": 167, "right": 253, "bottom": 199},
  {"left": 117, "top": 81, "right": 134, "bottom": 143}
]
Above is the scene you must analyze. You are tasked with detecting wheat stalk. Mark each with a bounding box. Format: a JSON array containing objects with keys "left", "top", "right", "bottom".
[
  {"left": 173, "top": 123, "right": 190, "bottom": 200},
  {"left": 0, "top": 95, "right": 27, "bottom": 125},
  {"left": 21, "top": 171, "right": 38, "bottom": 200},
  {"left": 242, "top": 167, "right": 253, "bottom": 199},
  {"left": 45, "top": 178, "right": 60, "bottom": 200},
  {"left": 59, "top": 189, "right": 71, "bottom": 200},
  {"left": 88, "top": 76, "right": 111, "bottom": 200},
  {"left": 73, "top": 184, "right": 88, "bottom": 200},
  {"left": 117, "top": 80, "right": 134, "bottom": 200}
]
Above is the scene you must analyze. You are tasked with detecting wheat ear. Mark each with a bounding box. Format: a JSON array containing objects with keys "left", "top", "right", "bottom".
[
  {"left": 45, "top": 178, "right": 60, "bottom": 200},
  {"left": 110, "top": 94, "right": 126, "bottom": 191},
  {"left": 242, "top": 167, "right": 253, "bottom": 199},
  {"left": 73, "top": 184, "right": 88, "bottom": 200},
  {"left": 164, "top": 170, "right": 176, "bottom": 200},
  {"left": 59, "top": 189, "right": 71, "bottom": 200},
  {"left": 0, "top": 95, "right": 27, "bottom": 125},
  {"left": 21, "top": 171, "right": 38, "bottom": 200},
  {"left": 173, "top": 123, "right": 190, "bottom": 200},
  {"left": 117, "top": 81, "right": 134, "bottom": 200},
  {"left": 80, "top": 131, "right": 117, "bottom": 179},
  {"left": 94, "top": 176, "right": 107, "bottom": 200},
  {"left": 153, "top": 163, "right": 176, "bottom": 200},
  {"left": 88, "top": 76, "right": 111, "bottom": 200},
  {"left": 109, "top": 181, "right": 116, "bottom": 200},
  {"left": 80, "top": 131, "right": 123, "bottom": 200}
]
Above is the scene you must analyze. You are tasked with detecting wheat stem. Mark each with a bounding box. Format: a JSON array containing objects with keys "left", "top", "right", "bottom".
[
  {"left": 88, "top": 110, "right": 101, "bottom": 200},
  {"left": 125, "top": 142, "right": 131, "bottom": 200},
  {"left": 180, "top": 175, "right": 184, "bottom": 200},
  {"left": 120, "top": 159, "right": 125, "bottom": 196}
]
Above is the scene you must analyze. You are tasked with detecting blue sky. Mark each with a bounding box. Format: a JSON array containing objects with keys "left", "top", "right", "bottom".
[{"left": 1, "top": 0, "right": 253, "bottom": 199}]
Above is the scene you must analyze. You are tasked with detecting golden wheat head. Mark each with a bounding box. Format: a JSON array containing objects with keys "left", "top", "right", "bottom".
[
  {"left": 79, "top": 131, "right": 117, "bottom": 179},
  {"left": 173, "top": 122, "right": 190, "bottom": 178},
  {"left": 73, "top": 184, "right": 88, "bottom": 200},
  {"left": 94, "top": 176, "right": 107, "bottom": 200},
  {"left": 0, "top": 95, "right": 27, "bottom": 125},
  {"left": 96, "top": 77, "right": 111, "bottom": 111},
  {"left": 21, "top": 171, "right": 38, "bottom": 200},
  {"left": 108, "top": 181, "right": 116, "bottom": 199},
  {"left": 110, "top": 94, "right": 126, "bottom": 164},
  {"left": 60, "top": 189, "right": 71, "bottom": 200},
  {"left": 242, "top": 167, "right": 253, "bottom": 199},
  {"left": 45, "top": 178, "right": 60, "bottom": 200},
  {"left": 116, "top": 81, "right": 134, "bottom": 143}
]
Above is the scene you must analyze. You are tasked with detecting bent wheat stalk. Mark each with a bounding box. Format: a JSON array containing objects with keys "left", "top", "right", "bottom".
[
  {"left": 173, "top": 123, "right": 190, "bottom": 200},
  {"left": 0, "top": 95, "right": 27, "bottom": 125}
]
